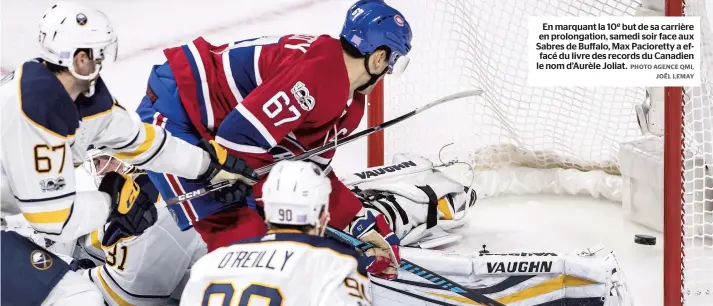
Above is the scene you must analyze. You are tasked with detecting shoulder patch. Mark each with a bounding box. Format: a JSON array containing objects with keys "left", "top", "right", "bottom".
[
  {"left": 76, "top": 77, "right": 114, "bottom": 119},
  {"left": 290, "top": 81, "right": 315, "bottom": 111},
  {"left": 19, "top": 61, "right": 79, "bottom": 138}
]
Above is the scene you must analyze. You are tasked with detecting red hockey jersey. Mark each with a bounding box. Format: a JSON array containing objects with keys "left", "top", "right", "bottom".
[{"left": 164, "top": 34, "right": 365, "bottom": 194}]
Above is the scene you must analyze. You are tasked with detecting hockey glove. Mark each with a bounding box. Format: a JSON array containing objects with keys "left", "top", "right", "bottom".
[
  {"left": 196, "top": 139, "right": 258, "bottom": 204},
  {"left": 348, "top": 208, "right": 401, "bottom": 280},
  {"left": 69, "top": 258, "right": 97, "bottom": 271},
  {"left": 99, "top": 172, "right": 158, "bottom": 236}
]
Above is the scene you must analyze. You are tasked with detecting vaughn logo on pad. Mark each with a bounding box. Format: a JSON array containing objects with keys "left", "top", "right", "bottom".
[
  {"left": 487, "top": 261, "right": 553, "bottom": 273},
  {"left": 354, "top": 160, "right": 418, "bottom": 179}
]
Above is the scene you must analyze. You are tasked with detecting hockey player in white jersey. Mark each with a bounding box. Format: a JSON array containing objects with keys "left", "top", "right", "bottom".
[
  {"left": 75, "top": 151, "right": 208, "bottom": 306},
  {"left": 180, "top": 160, "right": 371, "bottom": 306},
  {"left": 0, "top": 3, "right": 256, "bottom": 305}
]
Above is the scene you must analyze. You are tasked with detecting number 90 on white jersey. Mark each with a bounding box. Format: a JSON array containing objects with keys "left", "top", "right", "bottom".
[{"left": 179, "top": 230, "right": 372, "bottom": 306}]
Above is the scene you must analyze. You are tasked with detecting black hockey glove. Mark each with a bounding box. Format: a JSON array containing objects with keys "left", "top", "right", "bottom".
[
  {"left": 195, "top": 139, "right": 258, "bottom": 204},
  {"left": 98, "top": 172, "right": 158, "bottom": 235},
  {"left": 69, "top": 258, "right": 97, "bottom": 271}
]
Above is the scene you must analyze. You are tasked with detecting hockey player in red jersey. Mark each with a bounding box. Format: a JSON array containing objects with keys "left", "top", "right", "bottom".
[{"left": 135, "top": 0, "right": 412, "bottom": 280}]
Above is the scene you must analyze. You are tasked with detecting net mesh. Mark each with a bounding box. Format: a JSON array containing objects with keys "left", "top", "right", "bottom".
[
  {"left": 381, "top": 0, "right": 713, "bottom": 303},
  {"left": 682, "top": 0, "right": 713, "bottom": 302},
  {"left": 382, "top": 0, "right": 644, "bottom": 173}
]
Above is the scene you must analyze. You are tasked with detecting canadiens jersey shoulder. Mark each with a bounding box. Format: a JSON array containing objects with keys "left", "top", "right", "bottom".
[
  {"left": 275, "top": 35, "right": 352, "bottom": 118},
  {"left": 1, "top": 60, "right": 79, "bottom": 138},
  {"left": 260, "top": 35, "right": 346, "bottom": 75},
  {"left": 257, "top": 34, "right": 332, "bottom": 76}
]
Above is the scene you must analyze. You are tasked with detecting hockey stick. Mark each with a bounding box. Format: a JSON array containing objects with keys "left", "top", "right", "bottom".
[
  {"left": 255, "top": 89, "right": 483, "bottom": 175},
  {"left": 164, "top": 89, "right": 483, "bottom": 205},
  {"left": 324, "top": 226, "right": 505, "bottom": 306}
]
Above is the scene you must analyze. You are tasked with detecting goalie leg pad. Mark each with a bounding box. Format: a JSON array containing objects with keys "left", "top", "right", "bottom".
[{"left": 370, "top": 247, "right": 628, "bottom": 306}]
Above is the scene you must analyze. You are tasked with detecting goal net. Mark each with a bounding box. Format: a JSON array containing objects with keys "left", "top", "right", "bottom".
[{"left": 368, "top": 0, "right": 713, "bottom": 305}]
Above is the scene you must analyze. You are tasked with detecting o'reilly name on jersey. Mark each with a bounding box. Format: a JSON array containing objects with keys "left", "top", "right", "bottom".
[
  {"left": 487, "top": 261, "right": 553, "bottom": 273},
  {"left": 354, "top": 160, "right": 417, "bottom": 179}
]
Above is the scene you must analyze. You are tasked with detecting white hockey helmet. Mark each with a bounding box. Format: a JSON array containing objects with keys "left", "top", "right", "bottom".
[
  {"left": 83, "top": 148, "right": 136, "bottom": 187},
  {"left": 262, "top": 161, "right": 332, "bottom": 229},
  {"left": 37, "top": 2, "right": 118, "bottom": 81}
]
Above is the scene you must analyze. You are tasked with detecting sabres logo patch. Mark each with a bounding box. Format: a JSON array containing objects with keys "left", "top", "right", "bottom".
[
  {"left": 76, "top": 13, "right": 88, "bottom": 26},
  {"left": 30, "top": 250, "right": 53, "bottom": 270}
]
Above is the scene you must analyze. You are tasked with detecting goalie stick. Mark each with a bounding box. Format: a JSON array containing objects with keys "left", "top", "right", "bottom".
[
  {"left": 164, "top": 89, "right": 483, "bottom": 205},
  {"left": 324, "top": 226, "right": 505, "bottom": 306}
]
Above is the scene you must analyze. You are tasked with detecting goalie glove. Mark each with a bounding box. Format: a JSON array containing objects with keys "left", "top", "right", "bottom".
[
  {"left": 98, "top": 172, "right": 158, "bottom": 235},
  {"left": 69, "top": 258, "right": 97, "bottom": 271},
  {"left": 347, "top": 208, "right": 401, "bottom": 280}
]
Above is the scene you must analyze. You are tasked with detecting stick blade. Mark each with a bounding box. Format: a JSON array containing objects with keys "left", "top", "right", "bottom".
[{"left": 419, "top": 89, "right": 484, "bottom": 111}]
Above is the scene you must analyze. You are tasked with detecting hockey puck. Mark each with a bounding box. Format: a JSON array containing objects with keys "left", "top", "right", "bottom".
[{"left": 634, "top": 234, "right": 656, "bottom": 245}]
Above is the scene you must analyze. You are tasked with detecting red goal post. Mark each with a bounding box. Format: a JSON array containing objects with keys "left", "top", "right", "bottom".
[
  {"left": 367, "top": 81, "right": 385, "bottom": 167},
  {"left": 663, "top": 4, "right": 685, "bottom": 306}
]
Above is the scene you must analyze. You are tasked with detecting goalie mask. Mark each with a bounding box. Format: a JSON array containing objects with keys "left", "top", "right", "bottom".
[
  {"left": 37, "top": 2, "right": 118, "bottom": 96},
  {"left": 83, "top": 149, "right": 137, "bottom": 187},
  {"left": 261, "top": 161, "right": 332, "bottom": 236}
]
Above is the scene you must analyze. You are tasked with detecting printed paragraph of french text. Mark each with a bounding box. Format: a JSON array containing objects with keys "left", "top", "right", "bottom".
[{"left": 527, "top": 17, "right": 700, "bottom": 87}]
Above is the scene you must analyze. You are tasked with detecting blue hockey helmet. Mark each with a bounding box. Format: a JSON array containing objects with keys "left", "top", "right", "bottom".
[{"left": 340, "top": 0, "right": 412, "bottom": 76}]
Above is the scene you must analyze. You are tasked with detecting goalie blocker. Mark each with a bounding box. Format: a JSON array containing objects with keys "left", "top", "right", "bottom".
[{"left": 342, "top": 154, "right": 632, "bottom": 306}]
